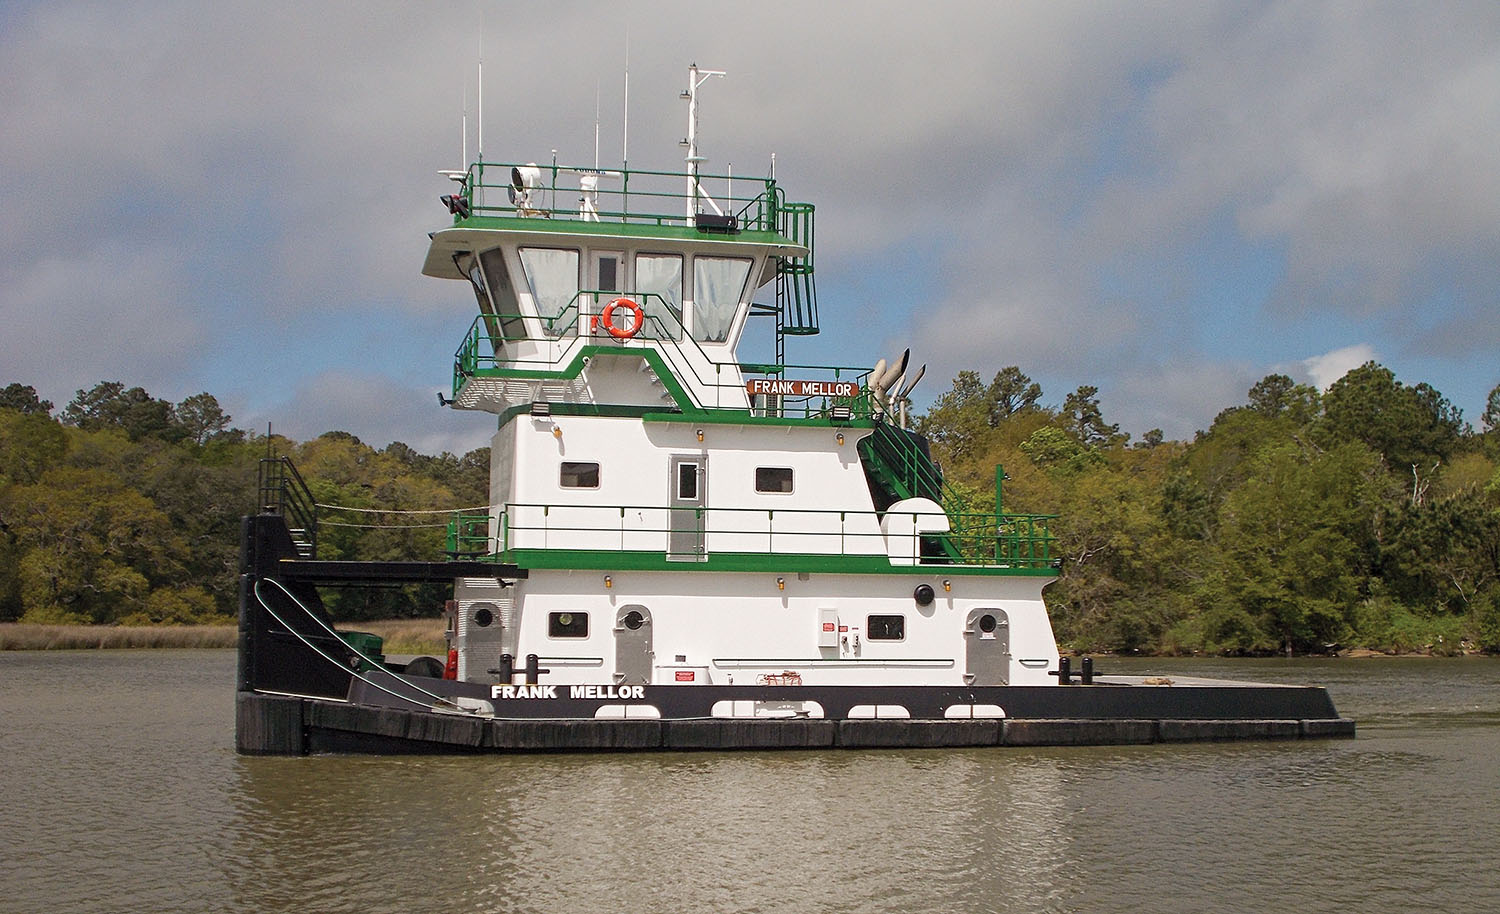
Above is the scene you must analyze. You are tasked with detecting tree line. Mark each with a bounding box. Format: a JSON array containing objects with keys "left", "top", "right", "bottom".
[
  {"left": 917, "top": 365, "right": 1500, "bottom": 654},
  {"left": 0, "top": 382, "right": 488, "bottom": 625},
  {"left": 3, "top": 368, "right": 1498, "bottom": 654}
]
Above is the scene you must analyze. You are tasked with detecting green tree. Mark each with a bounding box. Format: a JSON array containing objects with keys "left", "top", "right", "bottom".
[
  {"left": 2, "top": 466, "right": 187, "bottom": 623},
  {"left": 0, "top": 410, "right": 68, "bottom": 485},
  {"left": 0, "top": 383, "right": 53, "bottom": 415},
  {"left": 1020, "top": 426, "right": 1103, "bottom": 474},
  {"left": 1246, "top": 373, "right": 1320, "bottom": 424},
  {"left": 918, "top": 370, "right": 993, "bottom": 458},
  {"left": 1383, "top": 497, "right": 1500, "bottom": 613},
  {"left": 987, "top": 366, "right": 1043, "bottom": 423},
  {"left": 1061, "top": 385, "right": 1125, "bottom": 447},
  {"left": 1319, "top": 362, "right": 1462, "bottom": 470},
  {"left": 1211, "top": 441, "right": 1388, "bottom": 654},
  {"left": 175, "top": 392, "right": 235, "bottom": 445},
  {"left": 62, "top": 382, "right": 187, "bottom": 443}
]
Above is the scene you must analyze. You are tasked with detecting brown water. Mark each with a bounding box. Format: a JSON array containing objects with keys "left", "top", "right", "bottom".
[{"left": 1, "top": 651, "right": 1497, "bottom": 914}]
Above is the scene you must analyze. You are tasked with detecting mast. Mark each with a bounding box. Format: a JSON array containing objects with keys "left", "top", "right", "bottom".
[{"left": 681, "top": 63, "right": 724, "bottom": 226}]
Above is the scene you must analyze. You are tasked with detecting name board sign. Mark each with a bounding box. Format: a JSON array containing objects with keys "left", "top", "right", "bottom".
[{"left": 746, "top": 379, "right": 859, "bottom": 398}]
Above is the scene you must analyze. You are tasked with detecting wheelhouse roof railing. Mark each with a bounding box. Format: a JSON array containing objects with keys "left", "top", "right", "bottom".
[{"left": 452, "top": 160, "right": 786, "bottom": 231}]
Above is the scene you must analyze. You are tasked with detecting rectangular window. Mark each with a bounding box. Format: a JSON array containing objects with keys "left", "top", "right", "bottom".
[
  {"left": 677, "top": 462, "right": 699, "bottom": 500},
  {"left": 560, "top": 461, "right": 600, "bottom": 488},
  {"left": 548, "top": 611, "right": 589, "bottom": 638},
  {"left": 597, "top": 254, "right": 618, "bottom": 292},
  {"left": 755, "top": 467, "right": 794, "bottom": 493},
  {"left": 867, "top": 615, "right": 905, "bottom": 641}
]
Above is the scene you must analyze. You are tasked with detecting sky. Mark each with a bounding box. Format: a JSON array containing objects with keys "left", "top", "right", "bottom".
[{"left": 3, "top": 1, "right": 1497, "bottom": 455}]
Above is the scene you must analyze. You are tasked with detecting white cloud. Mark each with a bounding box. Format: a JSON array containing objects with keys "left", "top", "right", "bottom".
[
  {"left": 247, "top": 370, "right": 492, "bottom": 457},
  {"left": 1, "top": 1, "right": 1497, "bottom": 447},
  {"left": 1303, "top": 344, "right": 1377, "bottom": 390},
  {"left": 0, "top": 242, "right": 204, "bottom": 407}
]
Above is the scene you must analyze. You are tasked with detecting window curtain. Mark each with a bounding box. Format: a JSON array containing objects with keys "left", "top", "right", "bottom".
[{"left": 691, "top": 257, "right": 751, "bottom": 343}]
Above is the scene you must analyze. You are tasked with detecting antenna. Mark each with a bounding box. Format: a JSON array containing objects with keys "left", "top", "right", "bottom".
[
  {"left": 622, "top": 32, "right": 630, "bottom": 168},
  {"left": 594, "top": 81, "right": 601, "bottom": 170},
  {"left": 440, "top": 76, "right": 470, "bottom": 183},
  {"left": 476, "top": 32, "right": 484, "bottom": 164}
]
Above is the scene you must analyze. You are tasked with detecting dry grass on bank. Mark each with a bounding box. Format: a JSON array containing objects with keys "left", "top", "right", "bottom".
[
  {"left": 0, "top": 618, "right": 447, "bottom": 654},
  {"left": 354, "top": 618, "right": 446, "bottom": 656},
  {"left": 0, "top": 623, "right": 239, "bottom": 651}
]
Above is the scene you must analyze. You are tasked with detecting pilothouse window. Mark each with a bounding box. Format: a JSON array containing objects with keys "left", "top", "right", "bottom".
[
  {"left": 691, "top": 256, "right": 751, "bottom": 343},
  {"left": 636, "top": 253, "right": 683, "bottom": 338},
  {"left": 479, "top": 247, "right": 523, "bottom": 339},
  {"left": 519, "top": 247, "right": 580, "bottom": 324}
]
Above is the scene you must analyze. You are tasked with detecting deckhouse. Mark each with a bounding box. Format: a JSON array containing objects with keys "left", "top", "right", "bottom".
[{"left": 416, "top": 66, "right": 1061, "bottom": 694}]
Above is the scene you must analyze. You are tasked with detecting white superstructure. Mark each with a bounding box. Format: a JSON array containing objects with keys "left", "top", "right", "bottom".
[{"left": 430, "top": 66, "right": 1062, "bottom": 701}]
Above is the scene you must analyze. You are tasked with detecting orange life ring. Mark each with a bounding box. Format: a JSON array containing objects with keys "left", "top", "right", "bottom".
[{"left": 597, "top": 297, "right": 645, "bottom": 339}]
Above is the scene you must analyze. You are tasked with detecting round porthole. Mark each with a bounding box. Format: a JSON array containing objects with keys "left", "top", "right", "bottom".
[
  {"left": 913, "top": 584, "right": 935, "bottom": 606},
  {"left": 622, "top": 610, "right": 645, "bottom": 631},
  {"left": 558, "top": 613, "right": 574, "bottom": 626},
  {"left": 473, "top": 607, "right": 494, "bottom": 627},
  {"left": 979, "top": 614, "right": 997, "bottom": 634}
]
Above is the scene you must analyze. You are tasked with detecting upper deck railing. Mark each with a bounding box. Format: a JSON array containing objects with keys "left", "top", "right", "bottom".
[
  {"left": 453, "top": 292, "right": 872, "bottom": 419},
  {"left": 451, "top": 160, "right": 785, "bottom": 231},
  {"left": 444, "top": 503, "right": 1057, "bottom": 571}
]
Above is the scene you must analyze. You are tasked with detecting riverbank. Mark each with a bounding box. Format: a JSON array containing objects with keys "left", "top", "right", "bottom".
[{"left": 0, "top": 620, "right": 447, "bottom": 654}]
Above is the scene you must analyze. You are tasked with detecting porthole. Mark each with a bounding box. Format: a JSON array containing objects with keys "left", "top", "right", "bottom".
[
  {"left": 979, "top": 614, "right": 997, "bottom": 634},
  {"left": 473, "top": 607, "right": 494, "bottom": 627},
  {"left": 622, "top": 610, "right": 645, "bottom": 631}
]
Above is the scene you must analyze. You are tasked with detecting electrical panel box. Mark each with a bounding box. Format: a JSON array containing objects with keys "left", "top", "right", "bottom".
[{"left": 818, "top": 607, "right": 839, "bottom": 648}]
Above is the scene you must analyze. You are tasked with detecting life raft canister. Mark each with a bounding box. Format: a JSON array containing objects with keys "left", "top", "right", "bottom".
[{"left": 592, "top": 297, "right": 645, "bottom": 339}]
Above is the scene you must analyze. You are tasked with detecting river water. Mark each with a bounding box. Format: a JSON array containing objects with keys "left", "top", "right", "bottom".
[{"left": 1, "top": 651, "right": 1496, "bottom": 914}]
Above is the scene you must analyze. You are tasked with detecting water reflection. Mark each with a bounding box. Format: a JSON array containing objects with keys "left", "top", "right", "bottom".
[
  {"left": 5, "top": 652, "right": 1499, "bottom": 914},
  {"left": 229, "top": 750, "right": 1076, "bottom": 914}
]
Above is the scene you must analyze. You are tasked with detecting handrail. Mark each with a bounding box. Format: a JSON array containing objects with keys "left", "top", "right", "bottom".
[
  {"left": 452, "top": 293, "right": 874, "bottom": 418},
  {"left": 446, "top": 502, "right": 1056, "bottom": 570},
  {"left": 258, "top": 456, "right": 318, "bottom": 558},
  {"left": 457, "top": 160, "right": 789, "bottom": 232}
]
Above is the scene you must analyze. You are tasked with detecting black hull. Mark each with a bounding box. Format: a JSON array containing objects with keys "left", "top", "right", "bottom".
[{"left": 238, "top": 691, "right": 1353, "bottom": 756}]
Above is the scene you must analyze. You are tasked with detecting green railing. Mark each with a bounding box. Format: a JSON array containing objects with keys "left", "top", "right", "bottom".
[
  {"left": 452, "top": 291, "right": 872, "bottom": 419},
  {"left": 454, "top": 160, "right": 785, "bottom": 232},
  {"left": 445, "top": 503, "right": 1056, "bottom": 570},
  {"left": 445, "top": 512, "right": 492, "bottom": 558}
]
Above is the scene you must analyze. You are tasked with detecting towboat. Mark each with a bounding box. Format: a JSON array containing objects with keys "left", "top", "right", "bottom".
[{"left": 236, "top": 66, "right": 1352, "bottom": 754}]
